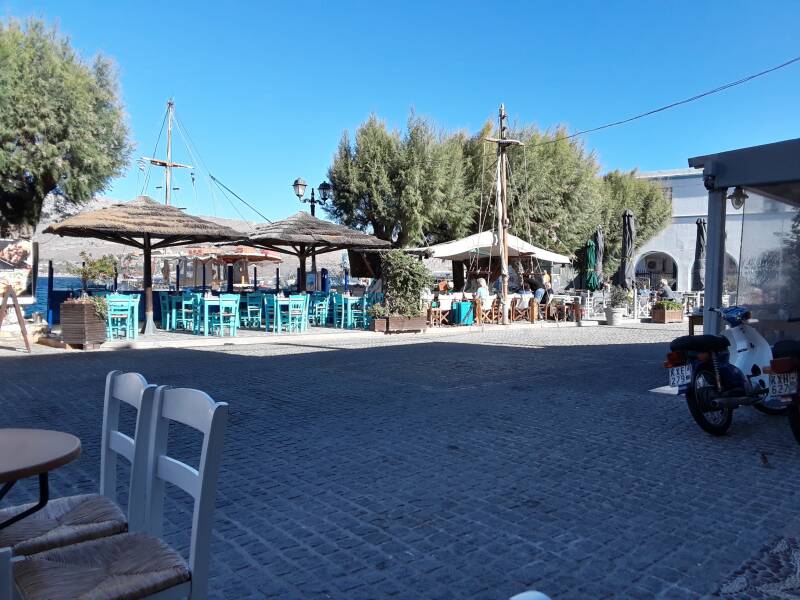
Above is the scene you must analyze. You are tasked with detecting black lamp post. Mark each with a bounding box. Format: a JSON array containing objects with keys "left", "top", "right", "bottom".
[{"left": 292, "top": 178, "right": 333, "bottom": 290}]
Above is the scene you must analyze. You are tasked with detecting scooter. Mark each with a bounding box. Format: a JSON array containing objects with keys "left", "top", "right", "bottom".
[
  {"left": 664, "top": 306, "right": 787, "bottom": 436},
  {"left": 766, "top": 339, "right": 800, "bottom": 444}
]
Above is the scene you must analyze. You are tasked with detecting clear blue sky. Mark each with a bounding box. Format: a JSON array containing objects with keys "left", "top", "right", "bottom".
[{"left": 4, "top": 0, "right": 800, "bottom": 221}]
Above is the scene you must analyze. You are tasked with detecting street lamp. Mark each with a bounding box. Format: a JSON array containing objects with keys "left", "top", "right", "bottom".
[{"left": 292, "top": 178, "right": 333, "bottom": 290}]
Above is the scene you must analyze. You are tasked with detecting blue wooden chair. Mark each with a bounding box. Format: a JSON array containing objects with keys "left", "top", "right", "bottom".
[
  {"left": 352, "top": 296, "right": 369, "bottom": 329},
  {"left": 264, "top": 294, "right": 282, "bottom": 333},
  {"left": 310, "top": 293, "right": 330, "bottom": 326},
  {"left": 287, "top": 295, "right": 306, "bottom": 333},
  {"left": 176, "top": 292, "right": 198, "bottom": 331},
  {"left": 106, "top": 295, "right": 133, "bottom": 340},
  {"left": 241, "top": 293, "right": 263, "bottom": 329},
  {"left": 210, "top": 294, "right": 239, "bottom": 336},
  {"left": 158, "top": 292, "right": 172, "bottom": 331}
]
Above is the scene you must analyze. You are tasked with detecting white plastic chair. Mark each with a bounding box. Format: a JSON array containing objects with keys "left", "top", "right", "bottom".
[
  {"left": 10, "top": 385, "right": 228, "bottom": 600},
  {"left": 510, "top": 592, "right": 552, "bottom": 600},
  {"left": 0, "top": 371, "right": 156, "bottom": 599}
]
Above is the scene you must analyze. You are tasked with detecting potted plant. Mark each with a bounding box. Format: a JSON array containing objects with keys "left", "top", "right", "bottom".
[
  {"left": 652, "top": 299, "right": 684, "bottom": 323},
  {"left": 369, "top": 250, "right": 432, "bottom": 334},
  {"left": 60, "top": 253, "right": 117, "bottom": 347},
  {"left": 604, "top": 285, "right": 629, "bottom": 326}
]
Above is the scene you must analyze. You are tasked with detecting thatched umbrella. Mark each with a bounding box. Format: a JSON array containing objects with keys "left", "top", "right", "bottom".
[
  {"left": 44, "top": 196, "right": 242, "bottom": 333},
  {"left": 246, "top": 212, "right": 391, "bottom": 291}
]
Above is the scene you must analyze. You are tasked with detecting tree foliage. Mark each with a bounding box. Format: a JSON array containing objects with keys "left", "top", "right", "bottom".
[
  {"left": 0, "top": 19, "right": 132, "bottom": 234},
  {"left": 327, "top": 113, "right": 671, "bottom": 271}
]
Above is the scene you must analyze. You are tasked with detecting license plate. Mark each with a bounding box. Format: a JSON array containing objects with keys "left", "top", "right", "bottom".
[
  {"left": 669, "top": 365, "right": 692, "bottom": 388},
  {"left": 769, "top": 372, "right": 798, "bottom": 397}
]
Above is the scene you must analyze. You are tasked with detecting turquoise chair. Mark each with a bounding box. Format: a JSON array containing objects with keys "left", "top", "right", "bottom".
[
  {"left": 106, "top": 295, "right": 133, "bottom": 339},
  {"left": 210, "top": 294, "right": 239, "bottom": 336},
  {"left": 241, "top": 293, "right": 263, "bottom": 329},
  {"left": 331, "top": 294, "right": 354, "bottom": 329},
  {"left": 287, "top": 295, "right": 306, "bottom": 333},
  {"left": 176, "top": 292, "right": 197, "bottom": 331},
  {"left": 352, "top": 296, "right": 369, "bottom": 329},
  {"left": 158, "top": 292, "right": 172, "bottom": 331},
  {"left": 264, "top": 294, "right": 282, "bottom": 333},
  {"left": 128, "top": 294, "right": 140, "bottom": 338}
]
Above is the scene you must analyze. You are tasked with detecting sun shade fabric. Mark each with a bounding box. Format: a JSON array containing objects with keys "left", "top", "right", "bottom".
[
  {"left": 692, "top": 218, "right": 707, "bottom": 291},
  {"left": 616, "top": 210, "right": 636, "bottom": 290},
  {"left": 13, "top": 532, "right": 190, "bottom": 600},
  {"left": 0, "top": 494, "right": 126, "bottom": 556},
  {"left": 43, "top": 196, "right": 242, "bottom": 247},
  {"left": 413, "top": 230, "right": 571, "bottom": 263},
  {"left": 247, "top": 212, "right": 391, "bottom": 252}
]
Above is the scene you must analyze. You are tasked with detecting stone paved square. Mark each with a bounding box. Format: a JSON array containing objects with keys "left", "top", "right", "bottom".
[{"left": 2, "top": 323, "right": 799, "bottom": 599}]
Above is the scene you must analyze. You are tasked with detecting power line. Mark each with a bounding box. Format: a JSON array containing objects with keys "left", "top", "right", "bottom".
[
  {"left": 210, "top": 175, "right": 272, "bottom": 223},
  {"left": 529, "top": 53, "right": 800, "bottom": 148}
]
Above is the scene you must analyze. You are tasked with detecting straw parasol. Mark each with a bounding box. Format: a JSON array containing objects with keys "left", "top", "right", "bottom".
[
  {"left": 246, "top": 212, "right": 391, "bottom": 291},
  {"left": 44, "top": 195, "right": 243, "bottom": 333}
]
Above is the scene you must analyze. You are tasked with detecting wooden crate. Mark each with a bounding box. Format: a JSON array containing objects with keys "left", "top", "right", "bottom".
[{"left": 60, "top": 302, "right": 106, "bottom": 346}]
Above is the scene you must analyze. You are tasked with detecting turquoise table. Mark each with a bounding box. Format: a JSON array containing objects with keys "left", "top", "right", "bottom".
[
  {"left": 450, "top": 301, "right": 475, "bottom": 325},
  {"left": 196, "top": 297, "right": 222, "bottom": 336}
]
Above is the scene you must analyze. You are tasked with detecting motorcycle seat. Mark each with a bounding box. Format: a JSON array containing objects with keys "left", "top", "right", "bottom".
[
  {"left": 670, "top": 334, "right": 730, "bottom": 353},
  {"left": 773, "top": 340, "right": 800, "bottom": 359}
]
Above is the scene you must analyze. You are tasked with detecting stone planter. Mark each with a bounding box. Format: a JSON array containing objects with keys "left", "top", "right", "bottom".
[
  {"left": 652, "top": 307, "right": 684, "bottom": 324},
  {"left": 60, "top": 302, "right": 106, "bottom": 348},
  {"left": 604, "top": 307, "right": 626, "bottom": 326},
  {"left": 373, "top": 315, "right": 427, "bottom": 334}
]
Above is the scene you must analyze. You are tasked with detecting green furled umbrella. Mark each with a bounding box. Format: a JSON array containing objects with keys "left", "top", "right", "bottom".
[{"left": 585, "top": 239, "right": 600, "bottom": 291}]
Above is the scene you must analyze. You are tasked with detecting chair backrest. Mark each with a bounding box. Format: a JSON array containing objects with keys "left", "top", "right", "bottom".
[
  {"left": 147, "top": 386, "right": 229, "bottom": 599},
  {"left": 100, "top": 371, "right": 157, "bottom": 532},
  {"left": 246, "top": 293, "right": 263, "bottom": 309},
  {"left": 219, "top": 294, "right": 238, "bottom": 311},
  {"left": 107, "top": 297, "right": 132, "bottom": 318},
  {"left": 438, "top": 297, "right": 453, "bottom": 310}
]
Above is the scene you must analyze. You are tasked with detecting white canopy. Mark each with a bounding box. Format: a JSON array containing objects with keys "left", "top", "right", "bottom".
[{"left": 415, "top": 230, "right": 571, "bottom": 264}]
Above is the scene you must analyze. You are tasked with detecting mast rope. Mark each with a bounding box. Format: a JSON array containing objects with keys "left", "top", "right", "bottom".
[{"left": 140, "top": 108, "right": 168, "bottom": 196}]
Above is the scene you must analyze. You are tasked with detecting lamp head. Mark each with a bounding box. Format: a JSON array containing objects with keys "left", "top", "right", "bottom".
[{"left": 292, "top": 177, "right": 307, "bottom": 200}]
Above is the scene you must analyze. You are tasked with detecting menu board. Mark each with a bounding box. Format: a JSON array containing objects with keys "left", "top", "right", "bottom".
[{"left": 0, "top": 239, "right": 33, "bottom": 299}]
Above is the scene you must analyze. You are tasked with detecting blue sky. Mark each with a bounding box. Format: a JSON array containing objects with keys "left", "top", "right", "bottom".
[{"left": 4, "top": 0, "right": 800, "bottom": 221}]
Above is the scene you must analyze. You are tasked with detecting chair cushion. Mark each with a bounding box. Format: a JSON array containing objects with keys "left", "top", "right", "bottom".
[
  {"left": 14, "top": 532, "right": 190, "bottom": 600},
  {"left": 773, "top": 340, "right": 800, "bottom": 359},
  {"left": 670, "top": 334, "right": 730, "bottom": 353},
  {"left": 0, "top": 494, "right": 126, "bottom": 556}
]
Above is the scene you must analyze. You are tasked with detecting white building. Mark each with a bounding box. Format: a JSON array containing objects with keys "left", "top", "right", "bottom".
[{"left": 633, "top": 168, "right": 794, "bottom": 293}]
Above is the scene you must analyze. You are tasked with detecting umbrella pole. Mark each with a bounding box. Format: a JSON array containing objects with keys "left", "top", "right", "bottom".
[
  {"left": 142, "top": 233, "right": 156, "bottom": 334},
  {"left": 297, "top": 247, "right": 307, "bottom": 293}
]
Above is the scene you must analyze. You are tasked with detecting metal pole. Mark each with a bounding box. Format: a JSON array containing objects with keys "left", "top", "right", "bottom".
[
  {"left": 276, "top": 267, "right": 280, "bottom": 292},
  {"left": 202, "top": 261, "right": 207, "bottom": 292},
  {"left": 46, "top": 260, "right": 54, "bottom": 328},
  {"left": 176, "top": 263, "right": 181, "bottom": 292},
  {"left": 226, "top": 264, "right": 234, "bottom": 294},
  {"left": 253, "top": 266, "right": 258, "bottom": 291},
  {"left": 31, "top": 241, "right": 38, "bottom": 298},
  {"left": 499, "top": 104, "right": 510, "bottom": 325},
  {"left": 310, "top": 192, "right": 317, "bottom": 290},
  {"left": 704, "top": 178, "right": 727, "bottom": 334}
]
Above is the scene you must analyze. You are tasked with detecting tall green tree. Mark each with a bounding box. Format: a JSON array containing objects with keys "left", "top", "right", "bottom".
[
  {"left": 597, "top": 170, "right": 672, "bottom": 276},
  {"left": 0, "top": 19, "right": 132, "bottom": 234}
]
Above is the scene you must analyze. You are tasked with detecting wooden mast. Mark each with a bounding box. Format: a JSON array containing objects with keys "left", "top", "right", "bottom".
[
  {"left": 486, "top": 104, "right": 522, "bottom": 325},
  {"left": 142, "top": 99, "right": 192, "bottom": 206}
]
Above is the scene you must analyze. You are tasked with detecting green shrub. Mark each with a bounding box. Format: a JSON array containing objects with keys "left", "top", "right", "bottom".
[
  {"left": 379, "top": 250, "right": 433, "bottom": 318},
  {"left": 654, "top": 300, "right": 682, "bottom": 311},
  {"left": 69, "top": 251, "right": 117, "bottom": 292},
  {"left": 607, "top": 285, "right": 629, "bottom": 308}
]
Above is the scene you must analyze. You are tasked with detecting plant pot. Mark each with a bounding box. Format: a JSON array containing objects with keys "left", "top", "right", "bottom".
[
  {"left": 604, "top": 307, "right": 626, "bottom": 326},
  {"left": 60, "top": 302, "right": 106, "bottom": 347},
  {"left": 370, "top": 317, "right": 388, "bottom": 333},
  {"left": 652, "top": 307, "right": 684, "bottom": 324},
  {"left": 384, "top": 315, "right": 427, "bottom": 334}
]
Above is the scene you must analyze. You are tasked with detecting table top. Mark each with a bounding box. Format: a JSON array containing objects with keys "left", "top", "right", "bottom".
[{"left": 0, "top": 429, "right": 81, "bottom": 483}]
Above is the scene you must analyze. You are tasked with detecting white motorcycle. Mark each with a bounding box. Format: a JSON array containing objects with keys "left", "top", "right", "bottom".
[{"left": 665, "top": 306, "right": 787, "bottom": 435}]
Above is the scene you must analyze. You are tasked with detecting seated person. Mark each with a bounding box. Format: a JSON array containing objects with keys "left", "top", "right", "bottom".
[
  {"left": 518, "top": 284, "right": 533, "bottom": 304},
  {"left": 658, "top": 278, "right": 675, "bottom": 301},
  {"left": 475, "top": 277, "right": 491, "bottom": 308}
]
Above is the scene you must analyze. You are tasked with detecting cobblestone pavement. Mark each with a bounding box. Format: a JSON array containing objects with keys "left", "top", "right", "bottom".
[{"left": 2, "top": 323, "right": 800, "bottom": 599}]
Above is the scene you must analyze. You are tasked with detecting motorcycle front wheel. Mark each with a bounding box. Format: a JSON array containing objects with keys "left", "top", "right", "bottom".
[
  {"left": 686, "top": 365, "right": 733, "bottom": 436},
  {"left": 788, "top": 402, "right": 800, "bottom": 445}
]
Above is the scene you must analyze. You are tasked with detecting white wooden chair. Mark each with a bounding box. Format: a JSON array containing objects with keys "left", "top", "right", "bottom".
[
  {"left": 10, "top": 386, "right": 229, "bottom": 600},
  {"left": 1, "top": 371, "right": 156, "bottom": 600}
]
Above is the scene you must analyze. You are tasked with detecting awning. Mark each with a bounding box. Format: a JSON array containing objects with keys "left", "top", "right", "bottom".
[{"left": 412, "top": 230, "right": 571, "bottom": 264}]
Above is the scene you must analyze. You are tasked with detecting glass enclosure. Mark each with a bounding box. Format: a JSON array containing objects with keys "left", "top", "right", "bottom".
[{"left": 730, "top": 191, "right": 800, "bottom": 344}]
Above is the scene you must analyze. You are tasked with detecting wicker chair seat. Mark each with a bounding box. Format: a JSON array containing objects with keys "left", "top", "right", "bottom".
[
  {"left": 0, "top": 493, "right": 126, "bottom": 556},
  {"left": 14, "top": 532, "right": 190, "bottom": 600}
]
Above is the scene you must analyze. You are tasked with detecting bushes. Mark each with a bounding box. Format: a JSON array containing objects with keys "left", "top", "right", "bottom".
[{"left": 379, "top": 250, "right": 432, "bottom": 318}]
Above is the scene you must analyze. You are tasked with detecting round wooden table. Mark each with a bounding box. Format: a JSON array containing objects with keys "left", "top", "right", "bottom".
[{"left": 0, "top": 428, "right": 81, "bottom": 530}]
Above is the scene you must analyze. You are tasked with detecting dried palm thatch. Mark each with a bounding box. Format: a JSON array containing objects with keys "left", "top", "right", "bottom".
[
  {"left": 43, "top": 196, "right": 242, "bottom": 249},
  {"left": 247, "top": 212, "right": 391, "bottom": 256},
  {"left": 43, "top": 196, "right": 244, "bottom": 333}
]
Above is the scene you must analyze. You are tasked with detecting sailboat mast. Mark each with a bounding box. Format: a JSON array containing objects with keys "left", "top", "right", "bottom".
[
  {"left": 165, "top": 99, "right": 173, "bottom": 206},
  {"left": 498, "top": 104, "right": 510, "bottom": 324}
]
